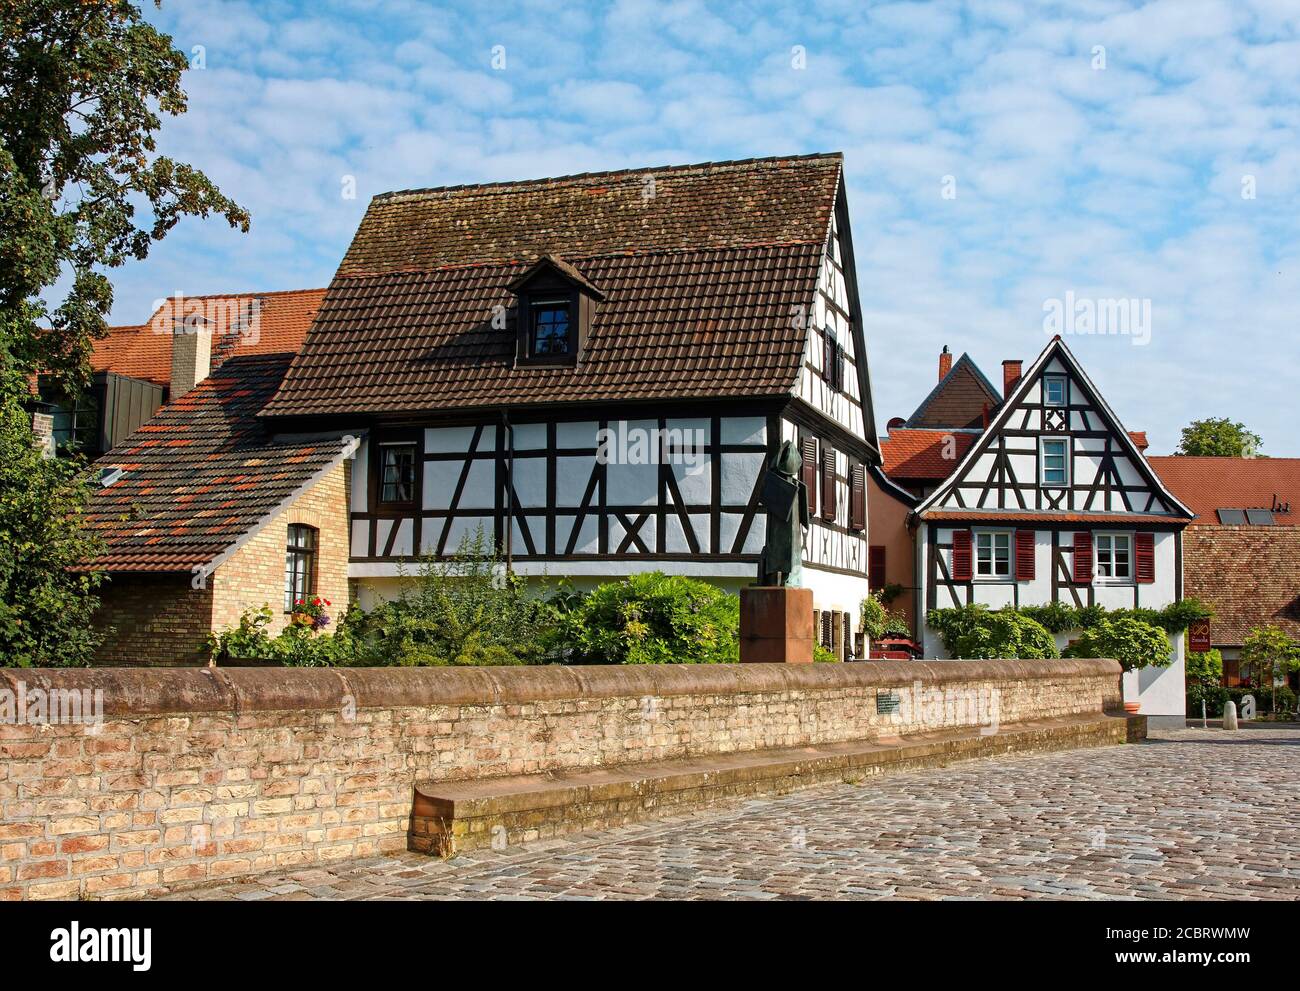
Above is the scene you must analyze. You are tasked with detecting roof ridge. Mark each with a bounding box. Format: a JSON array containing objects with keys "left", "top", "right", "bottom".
[
  {"left": 331, "top": 240, "right": 824, "bottom": 280},
  {"left": 372, "top": 152, "right": 843, "bottom": 203}
]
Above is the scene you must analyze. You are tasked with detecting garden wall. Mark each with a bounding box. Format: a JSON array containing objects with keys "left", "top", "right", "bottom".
[{"left": 0, "top": 659, "right": 1122, "bottom": 900}]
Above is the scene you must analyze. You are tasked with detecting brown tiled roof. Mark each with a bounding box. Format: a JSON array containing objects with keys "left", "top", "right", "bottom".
[
  {"left": 261, "top": 154, "right": 843, "bottom": 417},
  {"left": 1184, "top": 526, "right": 1300, "bottom": 645},
  {"left": 91, "top": 289, "right": 326, "bottom": 387},
  {"left": 83, "top": 353, "right": 353, "bottom": 572},
  {"left": 905, "top": 353, "right": 1002, "bottom": 430},
  {"left": 881, "top": 428, "right": 978, "bottom": 480},
  {"left": 1148, "top": 456, "right": 1300, "bottom": 525}
]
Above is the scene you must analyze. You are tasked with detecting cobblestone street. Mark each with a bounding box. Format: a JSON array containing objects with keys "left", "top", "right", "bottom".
[{"left": 167, "top": 728, "right": 1300, "bottom": 901}]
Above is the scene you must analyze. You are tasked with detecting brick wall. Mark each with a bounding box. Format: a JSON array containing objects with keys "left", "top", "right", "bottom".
[
  {"left": 0, "top": 660, "right": 1122, "bottom": 900},
  {"left": 211, "top": 461, "right": 350, "bottom": 636},
  {"left": 93, "top": 574, "right": 213, "bottom": 667},
  {"left": 91, "top": 461, "right": 350, "bottom": 665}
]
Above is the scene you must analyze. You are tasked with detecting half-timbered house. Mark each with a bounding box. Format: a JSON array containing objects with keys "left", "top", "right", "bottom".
[
  {"left": 875, "top": 336, "right": 1194, "bottom": 725},
  {"left": 255, "top": 154, "right": 879, "bottom": 657}
]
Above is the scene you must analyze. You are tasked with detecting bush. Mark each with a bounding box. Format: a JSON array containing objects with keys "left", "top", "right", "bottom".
[
  {"left": 1186, "top": 648, "right": 1223, "bottom": 685},
  {"left": 343, "top": 529, "right": 554, "bottom": 666},
  {"left": 205, "top": 605, "right": 364, "bottom": 666},
  {"left": 1186, "top": 680, "right": 1230, "bottom": 718},
  {"left": 927, "top": 605, "right": 1058, "bottom": 660},
  {"left": 1063, "top": 617, "right": 1171, "bottom": 671},
  {"left": 861, "top": 591, "right": 910, "bottom": 641},
  {"left": 553, "top": 571, "right": 739, "bottom": 664}
]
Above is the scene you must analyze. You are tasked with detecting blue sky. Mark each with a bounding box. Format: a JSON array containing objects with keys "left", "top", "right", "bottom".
[{"left": 115, "top": 0, "right": 1300, "bottom": 454}]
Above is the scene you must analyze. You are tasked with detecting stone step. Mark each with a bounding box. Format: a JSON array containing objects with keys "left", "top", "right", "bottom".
[{"left": 409, "top": 712, "right": 1143, "bottom": 856}]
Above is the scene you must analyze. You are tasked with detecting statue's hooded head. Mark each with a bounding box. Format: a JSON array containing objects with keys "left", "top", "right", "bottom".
[{"left": 774, "top": 439, "right": 802, "bottom": 476}]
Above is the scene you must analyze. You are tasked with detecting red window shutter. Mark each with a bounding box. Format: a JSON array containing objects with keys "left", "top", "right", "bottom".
[
  {"left": 850, "top": 463, "right": 867, "bottom": 531},
  {"left": 1135, "top": 532, "right": 1155, "bottom": 583},
  {"left": 821, "top": 448, "right": 837, "bottom": 521},
  {"left": 801, "top": 437, "right": 818, "bottom": 517},
  {"left": 1073, "top": 531, "right": 1093, "bottom": 584},
  {"left": 1015, "top": 530, "right": 1035, "bottom": 581},
  {"left": 868, "top": 545, "right": 886, "bottom": 590},
  {"left": 952, "top": 530, "right": 972, "bottom": 582}
]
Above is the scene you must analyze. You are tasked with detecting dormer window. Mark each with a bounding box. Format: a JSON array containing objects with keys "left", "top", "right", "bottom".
[
  {"left": 508, "top": 253, "right": 604, "bottom": 367},
  {"left": 530, "top": 300, "right": 572, "bottom": 357}
]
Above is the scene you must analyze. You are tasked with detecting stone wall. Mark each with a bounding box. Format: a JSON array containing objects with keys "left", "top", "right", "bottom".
[{"left": 0, "top": 659, "right": 1122, "bottom": 900}]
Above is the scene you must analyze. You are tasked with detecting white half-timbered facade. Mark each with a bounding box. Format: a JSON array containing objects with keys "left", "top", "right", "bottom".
[
  {"left": 262, "top": 154, "right": 879, "bottom": 658},
  {"left": 908, "top": 337, "right": 1194, "bottom": 724}
]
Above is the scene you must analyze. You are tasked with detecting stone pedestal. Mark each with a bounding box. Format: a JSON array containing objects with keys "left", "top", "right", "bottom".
[{"left": 740, "top": 587, "right": 814, "bottom": 664}]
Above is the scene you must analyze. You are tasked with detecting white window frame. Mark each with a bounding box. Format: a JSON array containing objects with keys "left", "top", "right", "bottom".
[
  {"left": 1039, "top": 436, "right": 1070, "bottom": 487},
  {"left": 1043, "top": 374, "right": 1068, "bottom": 407},
  {"left": 973, "top": 529, "right": 1014, "bottom": 582},
  {"left": 1094, "top": 531, "right": 1134, "bottom": 584}
]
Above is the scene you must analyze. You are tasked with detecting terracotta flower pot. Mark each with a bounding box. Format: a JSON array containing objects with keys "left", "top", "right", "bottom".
[{"left": 1123, "top": 701, "right": 1141, "bottom": 714}]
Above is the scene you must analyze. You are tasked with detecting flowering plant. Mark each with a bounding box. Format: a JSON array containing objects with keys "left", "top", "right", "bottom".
[{"left": 290, "top": 597, "right": 332, "bottom": 632}]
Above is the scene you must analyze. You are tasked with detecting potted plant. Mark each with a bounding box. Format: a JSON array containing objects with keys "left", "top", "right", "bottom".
[{"left": 1063, "top": 617, "right": 1173, "bottom": 714}]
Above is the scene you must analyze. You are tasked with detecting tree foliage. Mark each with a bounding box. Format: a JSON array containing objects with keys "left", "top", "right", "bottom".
[
  {"left": 927, "top": 605, "right": 1059, "bottom": 660},
  {"left": 1174, "top": 417, "right": 1263, "bottom": 458},
  {"left": 1062, "top": 617, "right": 1172, "bottom": 671},
  {"left": 0, "top": 0, "right": 249, "bottom": 387},
  {"left": 0, "top": 380, "right": 105, "bottom": 665},
  {"left": 1239, "top": 625, "right": 1300, "bottom": 712}
]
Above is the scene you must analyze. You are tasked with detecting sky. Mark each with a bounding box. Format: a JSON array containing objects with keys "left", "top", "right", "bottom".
[{"left": 108, "top": 0, "right": 1300, "bottom": 455}]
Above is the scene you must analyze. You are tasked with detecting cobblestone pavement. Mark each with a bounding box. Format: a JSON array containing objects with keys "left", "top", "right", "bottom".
[{"left": 165, "top": 728, "right": 1300, "bottom": 901}]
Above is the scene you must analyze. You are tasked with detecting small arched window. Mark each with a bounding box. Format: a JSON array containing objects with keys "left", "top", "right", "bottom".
[{"left": 284, "top": 524, "right": 318, "bottom": 612}]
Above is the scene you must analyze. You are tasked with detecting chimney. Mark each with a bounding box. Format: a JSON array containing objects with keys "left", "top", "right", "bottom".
[
  {"left": 938, "top": 345, "right": 952, "bottom": 381},
  {"left": 171, "top": 322, "right": 212, "bottom": 399},
  {"left": 1002, "top": 359, "right": 1022, "bottom": 399},
  {"left": 31, "top": 412, "right": 55, "bottom": 459}
]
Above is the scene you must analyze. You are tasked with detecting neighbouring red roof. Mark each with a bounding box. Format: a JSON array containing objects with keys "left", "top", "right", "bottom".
[
  {"left": 1148, "top": 456, "right": 1300, "bottom": 525},
  {"left": 1184, "top": 526, "right": 1300, "bottom": 645},
  {"left": 91, "top": 289, "right": 326, "bottom": 387},
  {"left": 82, "top": 353, "right": 353, "bottom": 572},
  {"left": 261, "top": 154, "right": 843, "bottom": 418},
  {"left": 880, "top": 428, "right": 978, "bottom": 480}
]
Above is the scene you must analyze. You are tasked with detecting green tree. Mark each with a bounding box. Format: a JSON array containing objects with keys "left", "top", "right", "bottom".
[
  {"left": 1, "top": 1, "right": 248, "bottom": 663},
  {"left": 927, "top": 605, "right": 1058, "bottom": 660},
  {"left": 0, "top": 382, "right": 105, "bottom": 665},
  {"left": 1239, "top": 626, "right": 1300, "bottom": 713},
  {"left": 1185, "top": 648, "right": 1223, "bottom": 686},
  {"left": 1174, "top": 418, "right": 1262, "bottom": 458},
  {"left": 1063, "top": 617, "right": 1171, "bottom": 671}
]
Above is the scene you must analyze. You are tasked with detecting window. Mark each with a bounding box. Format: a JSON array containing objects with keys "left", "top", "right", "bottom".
[
  {"left": 1043, "top": 375, "right": 1068, "bottom": 406},
  {"left": 531, "top": 301, "right": 571, "bottom": 357},
  {"left": 1245, "top": 509, "right": 1276, "bottom": 526},
  {"left": 1040, "top": 437, "right": 1069, "bottom": 486},
  {"left": 284, "top": 524, "right": 317, "bottom": 612},
  {"left": 822, "top": 329, "right": 844, "bottom": 391},
  {"left": 975, "top": 531, "right": 1012, "bottom": 579},
  {"left": 1095, "top": 533, "right": 1132, "bottom": 581},
  {"left": 379, "top": 442, "right": 416, "bottom": 504}
]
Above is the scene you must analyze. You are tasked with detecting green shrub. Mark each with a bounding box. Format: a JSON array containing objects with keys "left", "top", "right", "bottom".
[
  {"left": 1062, "top": 617, "right": 1171, "bottom": 671},
  {"left": 553, "top": 571, "right": 739, "bottom": 664},
  {"left": 813, "top": 643, "right": 839, "bottom": 663},
  {"left": 861, "top": 591, "right": 910, "bottom": 641},
  {"left": 205, "top": 605, "right": 364, "bottom": 666},
  {"left": 346, "top": 528, "right": 554, "bottom": 666},
  {"left": 1186, "top": 648, "right": 1223, "bottom": 685},
  {"left": 927, "top": 605, "right": 1058, "bottom": 660}
]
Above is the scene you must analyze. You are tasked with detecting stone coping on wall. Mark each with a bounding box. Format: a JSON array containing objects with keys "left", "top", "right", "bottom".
[{"left": 0, "top": 658, "right": 1122, "bottom": 716}]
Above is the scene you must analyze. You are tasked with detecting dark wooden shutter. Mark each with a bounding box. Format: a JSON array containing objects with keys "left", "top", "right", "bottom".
[
  {"left": 821, "top": 448, "right": 837, "bottom": 521},
  {"left": 952, "top": 530, "right": 972, "bottom": 582},
  {"left": 849, "top": 463, "right": 866, "bottom": 531},
  {"left": 868, "top": 546, "right": 886, "bottom": 591},
  {"left": 1073, "top": 531, "right": 1093, "bottom": 584},
  {"left": 1015, "top": 530, "right": 1035, "bottom": 581},
  {"left": 800, "top": 436, "right": 818, "bottom": 517},
  {"left": 834, "top": 343, "right": 846, "bottom": 391},
  {"left": 1135, "top": 532, "right": 1155, "bottom": 583},
  {"left": 823, "top": 331, "right": 836, "bottom": 386},
  {"left": 820, "top": 610, "right": 832, "bottom": 649}
]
